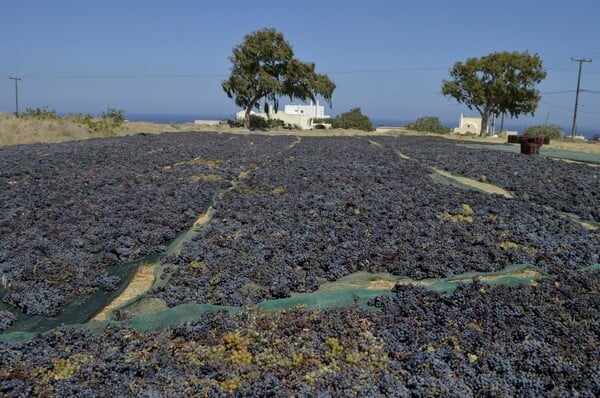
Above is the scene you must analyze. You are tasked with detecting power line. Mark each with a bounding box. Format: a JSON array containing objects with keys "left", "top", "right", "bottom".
[
  {"left": 327, "top": 67, "right": 447, "bottom": 74},
  {"left": 21, "top": 73, "right": 226, "bottom": 79},
  {"left": 540, "top": 101, "right": 574, "bottom": 111},
  {"left": 541, "top": 90, "right": 576, "bottom": 94},
  {"left": 541, "top": 89, "right": 600, "bottom": 94},
  {"left": 19, "top": 67, "right": 450, "bottom": 80},
  {"left": 540, "top": 100, "right": 598, "bottom": 114}
]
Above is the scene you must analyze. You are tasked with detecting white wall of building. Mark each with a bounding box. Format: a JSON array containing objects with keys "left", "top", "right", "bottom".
[
  {"left": 284, "top": 101, "right": 328, "bottom": 119},
  {"left": 453, "top": 113, "right": 482, "bottom": 134}
]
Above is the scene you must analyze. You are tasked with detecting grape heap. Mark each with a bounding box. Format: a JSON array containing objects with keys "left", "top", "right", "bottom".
[{"left": 1, "top": 132, "right": 598, "bottom": 396}]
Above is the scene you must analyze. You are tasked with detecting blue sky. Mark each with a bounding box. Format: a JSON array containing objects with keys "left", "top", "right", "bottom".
[{"left": 1, "top": 0, "right": 599, "bottom": 132}]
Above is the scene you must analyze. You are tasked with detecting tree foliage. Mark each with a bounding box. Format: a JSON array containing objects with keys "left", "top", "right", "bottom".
[
  {"left": 522, "top": 124, "right": 563, "bottom": 139},
  {"left": 406, "top": 116, "right": 450, "bottom": 135},
  {"left": 330, "top": 108, "right": 375, "bottom": 131},
  {"left": 442, "top": 51, "right": 546, "bottom": 136},
  {"left": 222, "top": 28, "right": 335, "bottom": 128}
]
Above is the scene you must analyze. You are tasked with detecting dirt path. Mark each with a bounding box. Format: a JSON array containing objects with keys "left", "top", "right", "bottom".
[{"left": 433, "top": 168, "right": 514, "bottom": 198}]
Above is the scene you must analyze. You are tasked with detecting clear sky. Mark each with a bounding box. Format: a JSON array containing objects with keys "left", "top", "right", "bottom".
[{"left": 1, "top": 0, "right": 599, "bottom": 132}]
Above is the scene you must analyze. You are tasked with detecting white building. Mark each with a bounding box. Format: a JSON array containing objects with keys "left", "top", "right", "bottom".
[
  {"left": 453, "top": 113, "right": 482, "bottom": 135},
  {"left": 236, "top": 100, "right": 330, "bottom": 130},
  {"left": 284, "top": 100, "right": 328, "bottom": 119},
  {"left": 452, "top": 113, "right": 517, "bottom": 136}
]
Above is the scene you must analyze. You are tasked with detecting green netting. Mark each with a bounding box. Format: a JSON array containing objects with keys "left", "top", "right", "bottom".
[
  {"left": 0, "top": 205, "right": 215, "bottom": 339},
  {"left": 0, "top": 264, "right": 580, "bottom": 342},
  {"left": 559, "top": 212, "right": 600, "bottom": 230},
  {"left": 429, "top": 170, "right": 511, "bottom": 197},
  {"left": 462, "top": 143, "right": 600, "bottom": 164},
  {"left": 104, "top": 264, "right": 552, "bottom": 333},
  {"left": 541, "top": 148, "right": 600, "bottom": 164},
  {"left": 582, "top": 263, "right": 600, "bottom": 271},
  {"left": 258, "top": 289, "right": 394, "bottom": 311},
  {"left": 130, "top": 303, "right": 240, "bottom": 332},
  {"left": 0, "top": 259, "right": 145, "bottom": 337},
  {"left": 430, "top": 171, "right": 477, "bottom": 192}
]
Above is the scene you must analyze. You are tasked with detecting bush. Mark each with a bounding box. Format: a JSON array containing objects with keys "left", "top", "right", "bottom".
[
  {"left": 330, "top": 108, "right": 375, "bottom": 131},
  {"left": 227, "top": 118, "right": 244, "bottom": 128},
  {"left": 65, "top": 107, "right": 125, "bottom": 135},
  {"left": 522, "top": 125, "right": 563, "bottom": 139},
  {"left": 102, "top": 107, "right": 125, "bottom": 125},
  {"left": 22, "top": 107, "right": 59, "bottom": 120},
  {"left": 406, "top": 116, "right": 450, "bottom": 134},
  {"left": 249, "top": 115, "right": 269, "bottom": 130},
  {"left": 239, "top": 115, "right": 288, "bottom": 130}
]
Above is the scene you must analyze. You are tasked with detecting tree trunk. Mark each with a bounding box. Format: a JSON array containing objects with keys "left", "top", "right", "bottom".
[
  {"left": 480, "top": 111, "right": 489, "bottom": 137},
  {"left": 244, "top": 107, "right": 252, "bottom": 129},
  {"left": 244, "top": 94, "right": 262, "bottom": 128}
]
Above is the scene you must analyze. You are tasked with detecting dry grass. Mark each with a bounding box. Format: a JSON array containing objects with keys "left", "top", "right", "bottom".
[
  {"left": 545, "top": 139, "right": 599, "bottom": 154},
  {"left": 116, "top": 121, "right": 202, "bottom": 135},
  {"left": 0, "top": 112, "right": 93, "bottom": 146},
  {"left": 0, "top": 113, "right": 214, "bottom": 147}
]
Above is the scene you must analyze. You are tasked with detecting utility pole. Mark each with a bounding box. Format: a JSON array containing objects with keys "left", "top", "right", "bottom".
[
  {"left": 570, "top": 58, "right": 591, "bottom": 138},
  {"left": 9, "top": 76, "right": 22, "bottom": 117}
]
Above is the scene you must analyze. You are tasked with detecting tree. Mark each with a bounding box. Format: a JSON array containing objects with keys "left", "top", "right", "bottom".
[
  {"left": 406, "top": 116, "right": 450, "bottom": 134},
  {"left": 222, "top": 28, "right": 335, "bottom": 128},
  {"left": 329, "top": 108, "right": 375, "bottom": 131},
  {"left": 522, "top": 124, "right": 563, "bottom": 139},
  {"left": 442, "top": 51, "right": 546, "bottom": 136}
]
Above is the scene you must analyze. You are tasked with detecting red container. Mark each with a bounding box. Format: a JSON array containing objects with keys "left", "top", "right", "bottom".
[{"left": 521, "top": 142, "right": 540, "bottom": 155}]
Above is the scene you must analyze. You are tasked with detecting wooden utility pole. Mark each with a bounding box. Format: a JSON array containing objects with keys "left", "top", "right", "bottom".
[
  {"left": 570, "top": 58, "right": 591, "bottom": 138},
  {"left": 9, "top": 76, "right": 22, "bottom": 117}
]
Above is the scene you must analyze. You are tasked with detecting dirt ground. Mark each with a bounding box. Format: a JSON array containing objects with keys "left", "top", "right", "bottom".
[{"left": 1, "top": 114, "right": 598, "bottom": 155}]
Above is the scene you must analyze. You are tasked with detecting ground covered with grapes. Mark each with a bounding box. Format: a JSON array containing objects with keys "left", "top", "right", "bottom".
[{"left": 1, "top": 132, "right": 598, "bottom": 396}]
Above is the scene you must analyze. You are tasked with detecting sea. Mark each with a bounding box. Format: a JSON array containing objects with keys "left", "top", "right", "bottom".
[{"left": 125, "top": 113, "right": 598, "bottom": 140}]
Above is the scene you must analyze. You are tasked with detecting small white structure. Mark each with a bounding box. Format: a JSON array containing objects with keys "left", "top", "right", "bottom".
[
  {"left": 453, "top": 114, "right": 482, "bottom": 135},
  {"left": 235, "top": 100, "right": 330, "bottom": 130},
  {"left": 376, "top": 126, "right": 406, "bottom": 133},
  {"left": 193, "top": 119, "right": 222, "bottom": 126}
]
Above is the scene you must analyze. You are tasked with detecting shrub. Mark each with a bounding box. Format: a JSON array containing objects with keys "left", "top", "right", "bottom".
[
  {"left": 102, "top": 107, "right": 125, "bottom": 125},
  {"left": 241, "top": 115, "right": 288, "bottom": 130},
  {"left": 227, "top": 118, "right": 244, "bottom": 128},
  {"left": 522, "top": 124, "right": 563, "bottom": 139},
  {"left": 65, "top": 107, "right": 125, "bottom": 135},
  {"left": 330, "top": 108, "right": 375, "bottom": 131},
  {"left": 249, "top": 115, "right": 269, "bottom": 130},
  {"left": 406, "top": 116, "right": 450, "bottom": 134},
  {"left": 22, "top": 107, "right": 59, "bottom": 120}
]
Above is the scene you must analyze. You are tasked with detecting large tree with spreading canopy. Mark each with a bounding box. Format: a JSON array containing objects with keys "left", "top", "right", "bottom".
[
  {"left": 222, "top": 28, "right": 335, "bottom": 128},
  {"left": 442, "top": 51, "right": 546, "bottom": 136}
]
